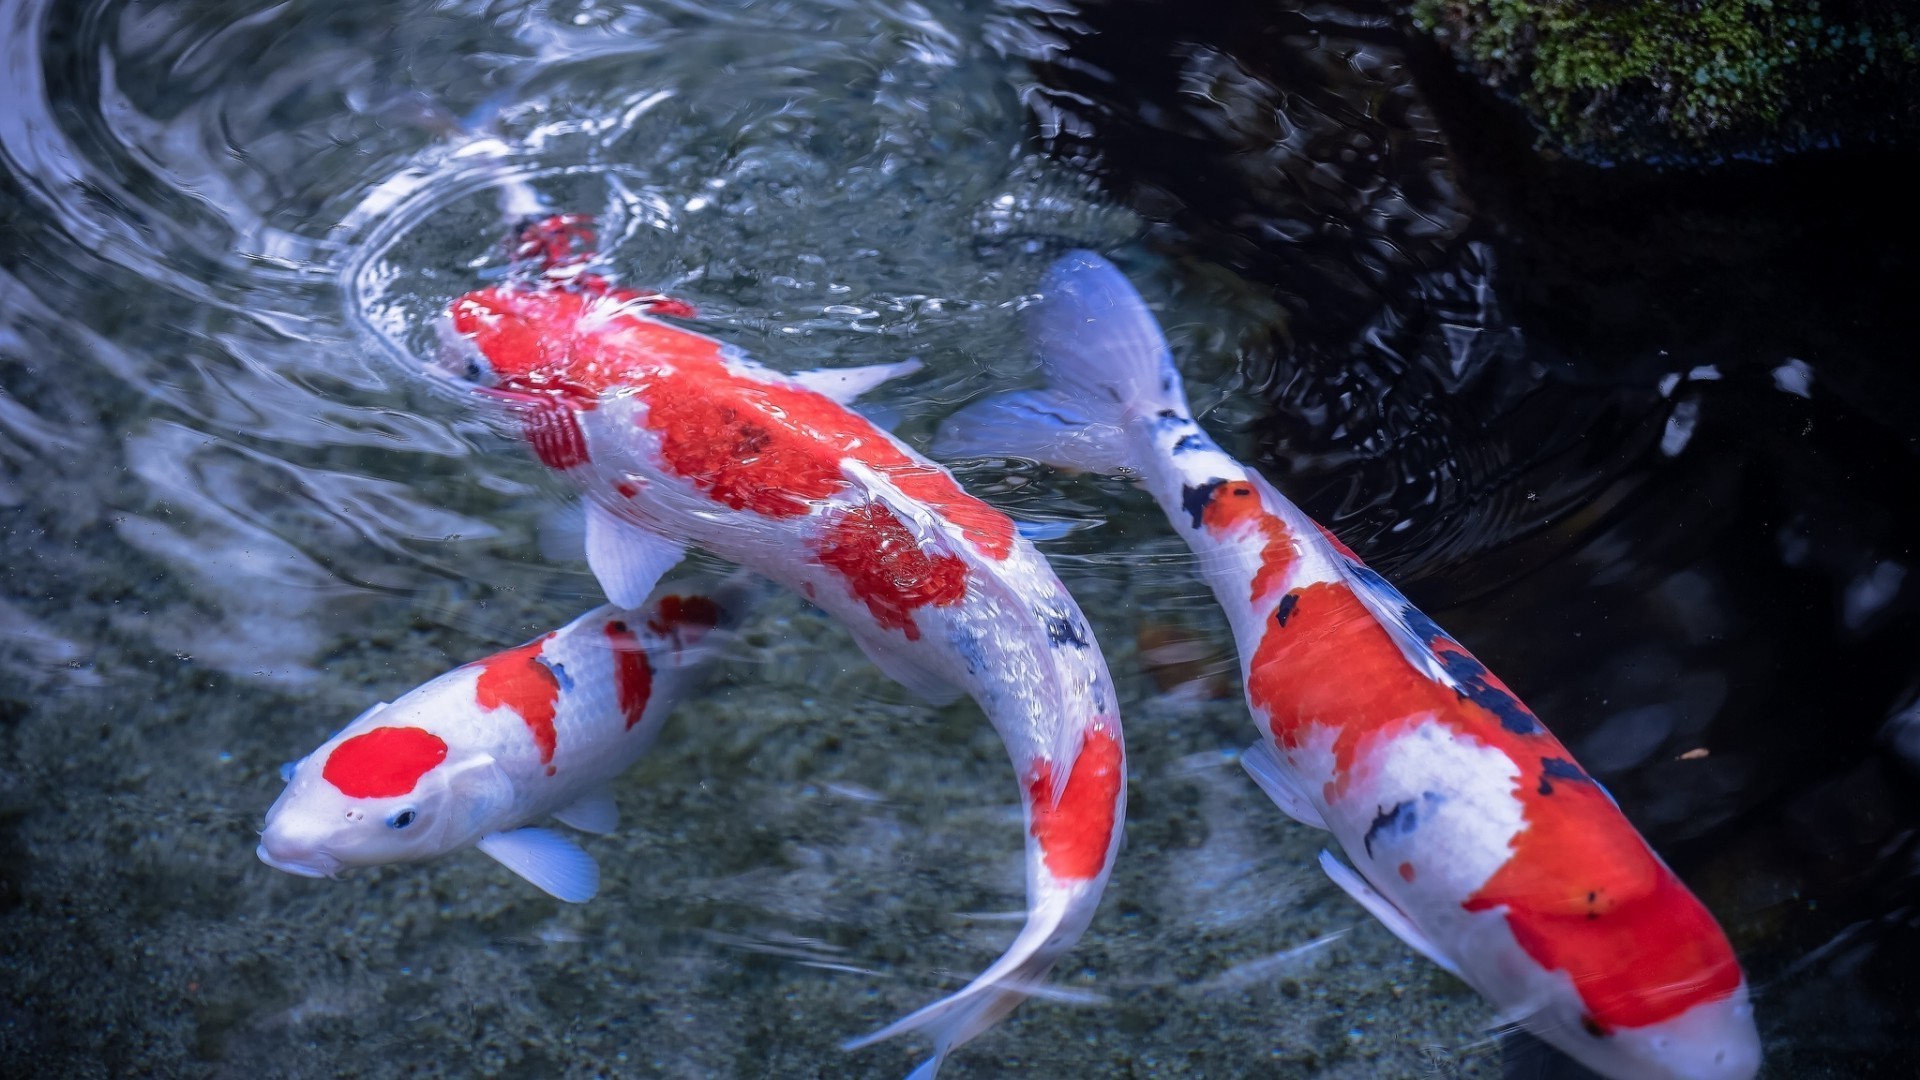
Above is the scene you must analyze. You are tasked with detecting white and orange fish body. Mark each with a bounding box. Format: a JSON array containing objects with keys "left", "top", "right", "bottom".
[
  {"left": 936, "top": 251, "right": 1761, "bottom": 1080},
  {"left": 444, "top": 220, "right": 1127, "bottom": 1078},
  {"left": 259, "top": 582, "right": 746, "bottom": 902}
]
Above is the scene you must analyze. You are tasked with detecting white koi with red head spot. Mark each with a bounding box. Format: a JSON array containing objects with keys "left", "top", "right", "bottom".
[
  {"left": 259, "top": 582, "right": 745, "bottom": 902},
  {"left": 445, "top": 218, "right": 1127, "bottom": 1077},
  {"left": 935, "top": 251, "right": 1761, "bottom": 1080}
]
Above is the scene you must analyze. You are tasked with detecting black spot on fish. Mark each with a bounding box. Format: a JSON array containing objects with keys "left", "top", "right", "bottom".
[
  {"left": 1439, "top": 649, "right": 1542, "bottom": 735},
  {"left": 1181, "top": 478, "right": 1227, "bottom": 530},
  {"left": 1172, "top": 434, "right": 1204, "bottom": 453},
  {"left": 1274, "top": 592, "right": 1299, "bottom": 628},
  {"left": 952, "top": 626, "right": 988, "bottom": 675},
  {"left": 1363, "top": 799, "right": 1417, "bottom": 859},
  {"left": 1156, "top": 408, "right": 1181, "bottom": 420},
  {"left": 1536, "top": 757, "right": 1591, "bottom": 795},
  {"left": 1348, "top": 563, "right": 1543, "bottom": 734},
  {"left": 1043, "top": 611, "right": 1089, "bottom": 649},
  {"left": 539, "top": 656, "right": 574, "bottom": 694}
]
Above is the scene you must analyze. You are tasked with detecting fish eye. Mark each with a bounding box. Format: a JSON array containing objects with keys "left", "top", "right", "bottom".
[{"left": 387, "top": 809, "right": 418, "bottom": 830}]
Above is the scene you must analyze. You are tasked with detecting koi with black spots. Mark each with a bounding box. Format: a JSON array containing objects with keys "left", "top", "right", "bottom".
[{"left": 935, "top": 250, "right": 1760, "bottom": 1080}]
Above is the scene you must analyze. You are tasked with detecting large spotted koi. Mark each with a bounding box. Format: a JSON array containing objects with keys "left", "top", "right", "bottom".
[
  {"left": 259, "top": 581, "right": 746, "bottom": 902},
  {"left": 443, "top": 220, "right": 1127, "bottom": 1078},
  {"left": 934, "top": 251, "right": 1761, "bottom": 1080}
]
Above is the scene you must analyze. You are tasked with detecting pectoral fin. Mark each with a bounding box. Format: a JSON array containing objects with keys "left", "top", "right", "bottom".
[
  {"left": 477, "top": 827, "right": 600, "bottom": 903},
  {"left": 585, "top": 501, "right": 684, "bottom": 608},
  {"left": 788, "top": 357, "right": 923, "bottom": 403},
  {"left": 845, "top": 626, "right": 963, "bottom": 706},
  {"left": 1239, "top": 741, "right": 1330, "bottom": 830},
  {"left": 1318, "top": 850, "right": 1460, "bottom": 978},
  {"left": 552, "top": 785, "right": 619, "bottom": 835}
]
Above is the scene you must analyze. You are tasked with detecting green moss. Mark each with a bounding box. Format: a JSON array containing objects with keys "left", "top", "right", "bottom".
[{"left": 1410, "top": 0, "right": 1920, "bottom": 157}]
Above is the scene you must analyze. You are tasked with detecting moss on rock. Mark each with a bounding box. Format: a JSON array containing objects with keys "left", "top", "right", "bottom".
[{"left": 1411, "top": 0, "right": 1920, "bottom": 158}]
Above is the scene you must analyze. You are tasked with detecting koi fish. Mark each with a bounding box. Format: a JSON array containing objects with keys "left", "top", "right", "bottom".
[
  {"left": 443, "top": 219, "right": 1127, "bottom": 1078},
  {"left": 934, "top": 251, "right": 1761, "bottom": 1080},
  {"left": 258, "top": 580, "right": 749, "bottom": 901}
]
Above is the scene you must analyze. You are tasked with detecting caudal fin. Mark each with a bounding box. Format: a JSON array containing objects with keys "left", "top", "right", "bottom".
[
  {"left": 932, "top": 250, "right": 1186, "bottom": 475},
  {"left": 842, "top": 888, "right": 1089, "bottom": 1078}
]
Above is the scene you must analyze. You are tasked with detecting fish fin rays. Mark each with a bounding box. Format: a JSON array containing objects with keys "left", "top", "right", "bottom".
[
  {"left": 842, "top": 888, "right": 1084, "bottom": 1075},
  {"left": 846, "top": 628, "right": 963, "bottom": 706},
  {"left": 1239, "top": 741, "right": 1330, "bottom": 831},
  {"left": 1333, "top": 560, "right": 1461, "bottom": 692},
  {"left": 787, "top": 357, "right": 923, "bottom": 404},
  {"left": 585, "top": 501, "right": 685, "bottom": 608},
  {"left": 477, "top": 827, "right": 600, "bottom": 902},
  {"left": 1317, "top": 850, "right": 1461, "bottom": 978},
  {"left": 931, "top": 389, "right": 1132, "bottom": 475},
  {"left": 552, "top": 784, "right": 619, "bottom": 834}
]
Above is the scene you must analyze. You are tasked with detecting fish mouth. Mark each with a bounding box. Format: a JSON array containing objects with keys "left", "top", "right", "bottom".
[{"left": 255, "top": 843, "right": 342, "bottom": 880}]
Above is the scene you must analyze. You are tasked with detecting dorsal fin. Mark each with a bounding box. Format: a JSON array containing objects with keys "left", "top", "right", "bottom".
[{"left": 1331, "top": 557, "right": 1461, "bottom": 692}]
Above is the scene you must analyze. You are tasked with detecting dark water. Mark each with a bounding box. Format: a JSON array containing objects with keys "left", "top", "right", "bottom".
[
  {"left": 2, "top": 0, "right": 1915, "bottom": 1077},
  {"left": 1020, "top": 0, "right": 1920, "bottom": 1073}
]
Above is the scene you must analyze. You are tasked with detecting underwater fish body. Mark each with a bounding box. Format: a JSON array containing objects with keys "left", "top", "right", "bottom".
[
  {"left": 259, "top": 582, "right": 746, "bottom": 902},
  {"left": 935, "top": 250, "right": 1761, "bottom": 1080},
  {"left": 446, "top": 229, "right": 1127, "bottom": 1077}
]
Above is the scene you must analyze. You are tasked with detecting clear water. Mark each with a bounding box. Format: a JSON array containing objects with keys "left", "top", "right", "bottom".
[{"left": 2, "top": 0, "right": 1913, "bottom": 1077}]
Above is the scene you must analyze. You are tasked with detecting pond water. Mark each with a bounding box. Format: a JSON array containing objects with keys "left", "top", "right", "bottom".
[{"left": 2, "top": 0, "right": 1914, "bottom": 1077}]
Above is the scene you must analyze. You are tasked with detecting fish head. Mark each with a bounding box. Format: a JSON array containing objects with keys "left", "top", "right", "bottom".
[
  {"left": 1525, "top": 978, "right": 1761, "bottom": 1080},
  {"left": 259, "top": 718, "right": 512, "bottom": 878},
  {"left": 446, "top": 284, "right": 590, "bottom": 391}
]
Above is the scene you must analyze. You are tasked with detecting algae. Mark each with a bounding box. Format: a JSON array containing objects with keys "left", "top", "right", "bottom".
[{"left": 1411, "top": 0, "right": 1920, "bottom": 157}]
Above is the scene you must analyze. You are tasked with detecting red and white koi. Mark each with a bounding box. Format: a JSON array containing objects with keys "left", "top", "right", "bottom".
[
  {"left": 443, "top": 219, "right": 1127, "bottom": 1078},
  {"left": 936, "top": 251, "right": 1761, "bottom": 1080},
  {"left": 259, "top": 581, "right": 746, "bottom": 902}
]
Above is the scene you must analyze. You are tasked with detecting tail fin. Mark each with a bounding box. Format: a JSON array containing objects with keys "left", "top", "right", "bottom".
[
  {"left": 932, "top": 250, "right": 1187, "bottom": 475},
  {"left": 842, "top": 888, "right": 1088, "bottom": 1078}
]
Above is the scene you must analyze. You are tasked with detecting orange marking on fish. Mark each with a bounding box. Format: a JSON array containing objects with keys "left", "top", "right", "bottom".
[
  {"left": 1198, "top": 482, "right": 1295, "bottom": 604},
  {"left": 1399, "top": 861, "right": 1416, "bottom": 883},
  {"left": 814, "top": 502, "right": 968, "bottom": 640},
  {"left": 647, "top": 594, "right": 721, "bottom": 639},
  {"left": 1462, "top": 777, "right": 1742, "bottom": 1032},
  {"left": 472, "top": 634, "right": 561, "bottom": 763},
  {"left": 322, "top": 726, "right": 447, "bottom": 799},
  {"left": 1246, "top": 579, "right": 1742, "bottom": 1027},
  {"left": 603, "top": 620, "right": 654, "bottom": 730},
  {"left": 1026, "top": 722, "right": 1125, "bottom": 881},
  {"left": 451, "top": 285, "right": 1016, "bottom": 558}
]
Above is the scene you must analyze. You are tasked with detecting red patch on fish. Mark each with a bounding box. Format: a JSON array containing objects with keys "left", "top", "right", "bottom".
[
  {"left": 1399, "top": 861, "right": 1416, "bottom": 883},
  {"left": 449, "top": 284, "right": 1016, "bottom": 559},
  {"left": 603, "top": 620, "right": 654, "bottom": 729},
  {"left": 814, "top": 503, "right": 968, "bottom": 640},
  {"left": 1462, "top": 782, "right": 1743, "bottom": 1032},
  {"left": 648, "top": 594, "right": 722, "bottom": 638},
  {"left": 1247, "top": 579, "right": 1743, "bottom": 1027},
  {"left": 322, "top": 726, "right": 448, "bottom": 799},
  {"left": 1198, "top": 482, "right": 1295, "bottom": 603},
  {"left": 1026, "top": 722, "right": 1125, "bottom": 881},
  {"left": 473, "top": 635, "right": 562, "bottom": 763}
]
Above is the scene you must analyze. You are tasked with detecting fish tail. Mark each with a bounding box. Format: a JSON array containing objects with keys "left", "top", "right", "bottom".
[
  {"left": 841, "top": 886, "right": 1094, "bottom": 1077},
  {"left": 932, "top": 249, "right": 1185, "bottom": 474}
]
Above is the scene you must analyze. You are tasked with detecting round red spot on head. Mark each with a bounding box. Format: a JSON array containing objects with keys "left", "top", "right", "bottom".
[{"left": 322, "top": 726, "right": 448, "bottom": 799}]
